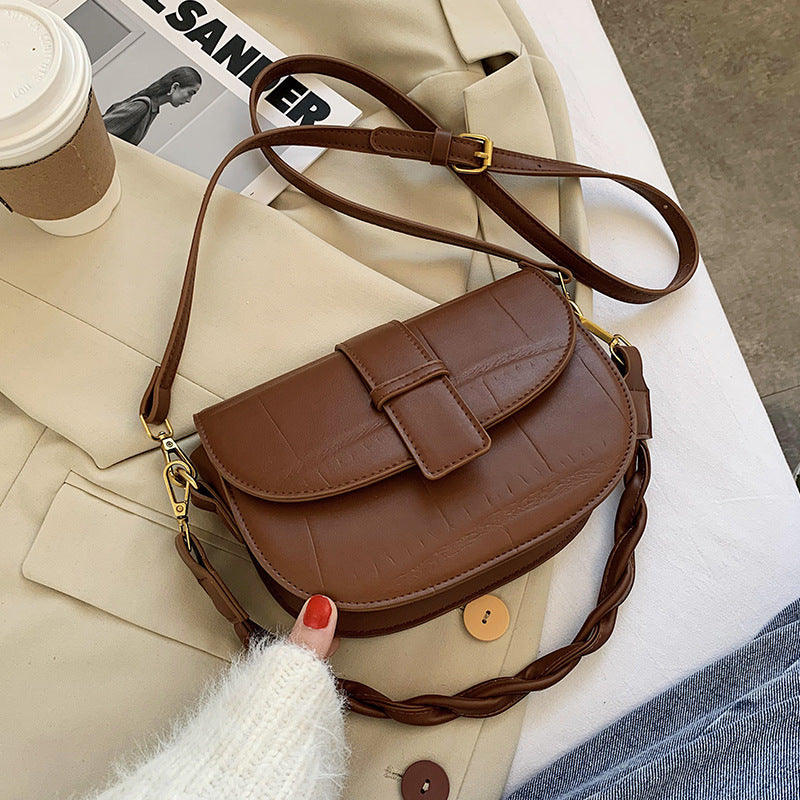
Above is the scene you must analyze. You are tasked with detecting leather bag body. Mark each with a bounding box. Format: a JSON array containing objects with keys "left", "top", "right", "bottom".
[
  {"left": 139, "top": 55, "right": 697, "bottom": 724},
  {"left": 191, "top": 267, "right": 635, "bottom": 637}
]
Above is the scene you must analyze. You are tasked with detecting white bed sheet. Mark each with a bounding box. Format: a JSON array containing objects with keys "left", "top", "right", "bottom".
[{"left": 505, "top": 0, "right": 800, "bottom": 792}]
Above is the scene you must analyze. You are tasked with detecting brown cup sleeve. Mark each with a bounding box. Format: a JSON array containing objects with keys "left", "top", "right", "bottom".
[{"left": 0, "top": 89, "right": 116, "bottom": 220}]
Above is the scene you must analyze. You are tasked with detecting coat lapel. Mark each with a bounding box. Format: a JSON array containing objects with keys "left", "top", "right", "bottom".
[
  {"left": 463, "top": 49, "right": 561, "bottom": 280},
  {"left": 0, "top": 139, "right": 436, "bottom": 468}
]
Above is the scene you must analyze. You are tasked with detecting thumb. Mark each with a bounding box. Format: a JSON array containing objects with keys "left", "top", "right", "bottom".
[{"left": 289, "top": 594, "right": 339, "bottom": 660}]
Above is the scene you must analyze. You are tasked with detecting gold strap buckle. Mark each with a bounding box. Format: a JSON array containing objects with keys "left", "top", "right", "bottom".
[{"left": 452, "top": 133, "right": 493, "bottom": 174}]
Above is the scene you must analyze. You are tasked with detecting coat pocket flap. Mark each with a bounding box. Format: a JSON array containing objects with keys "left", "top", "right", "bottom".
[
  {"left": 194, "top": 268, "right": 575, "bottom": 501},
  {"left": 21, "top": 474, "right": 284, "bottom": 660}
]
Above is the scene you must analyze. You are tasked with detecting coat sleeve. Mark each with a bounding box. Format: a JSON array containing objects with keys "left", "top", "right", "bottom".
[
  {"left": 101, "top": 99, "right": 150, "bottom": 140},
  {"left": 82, "top": 638, "right": 349, "bottom": 800}
]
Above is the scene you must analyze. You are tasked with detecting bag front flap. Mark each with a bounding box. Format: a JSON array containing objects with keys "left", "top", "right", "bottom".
[{"left": 194, "top": 268, "right": 575, "bottom": 501}]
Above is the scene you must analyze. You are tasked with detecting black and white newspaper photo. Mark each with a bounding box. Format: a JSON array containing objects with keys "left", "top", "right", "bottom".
[{"left": 44, "top": 0, "right": 361, "bottom": 202}]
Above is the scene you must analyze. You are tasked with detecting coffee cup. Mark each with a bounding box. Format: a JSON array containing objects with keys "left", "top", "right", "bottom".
[{"left": 0, "top": 0, "right": 121, "bottom": 236}]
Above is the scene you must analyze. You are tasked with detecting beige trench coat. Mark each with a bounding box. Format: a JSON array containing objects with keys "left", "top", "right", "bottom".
[{"left": 0, "top": 1, "right": 595, "bottom": 797}]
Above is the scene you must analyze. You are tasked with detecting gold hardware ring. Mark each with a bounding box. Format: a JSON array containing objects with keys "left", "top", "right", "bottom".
[{"left": 140, "top": 413, "right": 173, "bottom": 441}]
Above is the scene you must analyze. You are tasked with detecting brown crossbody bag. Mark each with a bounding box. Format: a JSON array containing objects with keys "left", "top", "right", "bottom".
[{"left": 139, "top": 55, "right": 698, "bottom": 726}]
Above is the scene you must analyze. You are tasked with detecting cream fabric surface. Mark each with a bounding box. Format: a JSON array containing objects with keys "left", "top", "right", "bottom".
[{"left": 0, "top": 2, "right": 594, "bottom": 799}]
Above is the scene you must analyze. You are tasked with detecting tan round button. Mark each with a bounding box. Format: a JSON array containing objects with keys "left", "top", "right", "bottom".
[
  {"left": 463, "top": 594, "right": 510, "bottom": 641},
  {"left": 401, "top": 760, "right": 449, "bottom": 800}
]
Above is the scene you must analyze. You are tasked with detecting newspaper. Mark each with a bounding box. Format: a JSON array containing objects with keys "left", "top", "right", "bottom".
[{"left": 45, "top": 0, "right": 361, "bottom": 202}]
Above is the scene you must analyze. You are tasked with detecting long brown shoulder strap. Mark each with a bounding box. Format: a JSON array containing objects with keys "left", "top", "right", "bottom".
[{"left": 140, "top": 54, "right": 697, "bottom": 425}]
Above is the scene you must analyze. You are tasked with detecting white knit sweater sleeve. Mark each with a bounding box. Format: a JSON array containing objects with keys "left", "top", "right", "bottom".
[{"left": 79, "top": 638, "right": 348, "bottom": 800}]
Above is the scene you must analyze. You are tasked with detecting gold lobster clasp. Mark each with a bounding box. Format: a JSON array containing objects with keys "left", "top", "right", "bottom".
[
  {"left": 140, "top": 414, "right": 197, "bottom": 478},
  {"left": 163, "top": 460, "right": 198, "bottom": 548},
  {"left": 558, "top": 273, "right": 632, "bottom": 367},
  {"left": 141, "top": 414, "right": 199, "bottom": 548}
]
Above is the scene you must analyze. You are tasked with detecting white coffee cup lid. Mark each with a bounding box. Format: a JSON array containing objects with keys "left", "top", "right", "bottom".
[
  {"left": 0, "top": 0, "right": 91, "bottom": 162},
  {"left": 0, "top": 2, "right": 60, "bottom": 118}
]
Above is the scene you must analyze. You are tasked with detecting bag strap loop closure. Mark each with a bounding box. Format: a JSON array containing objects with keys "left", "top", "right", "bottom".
[{"left": 335, "top": 320, "right": 490, "bottom": 479}]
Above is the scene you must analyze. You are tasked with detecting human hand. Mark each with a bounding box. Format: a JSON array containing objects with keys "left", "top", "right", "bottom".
[{"left": 289, "top": 594, "right": 340, "bottom": 659}]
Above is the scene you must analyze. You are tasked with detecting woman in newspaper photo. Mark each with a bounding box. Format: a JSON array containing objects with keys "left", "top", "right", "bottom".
[{"left": 102, "top": 66, "right": 203, "bottom": 146}]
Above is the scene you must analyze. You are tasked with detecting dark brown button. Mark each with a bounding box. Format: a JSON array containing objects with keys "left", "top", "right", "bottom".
[{"left": 401, "top": 760, "right": 449, "bottom": 800}]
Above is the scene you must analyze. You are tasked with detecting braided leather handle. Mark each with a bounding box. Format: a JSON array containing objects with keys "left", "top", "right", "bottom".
[
  {"left": 341, "top": 438, "right": 650, "bottom": 724},
  {"left": 140, "top": 54, "right": 698, "bottom": 425},
  {"left": 175, "top": 346, "right": 651, "bottom": 725}
]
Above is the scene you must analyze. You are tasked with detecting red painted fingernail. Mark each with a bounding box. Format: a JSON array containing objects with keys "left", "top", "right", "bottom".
[{"left": 303, "top": 595, "right": 331, "bottom": 629}]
